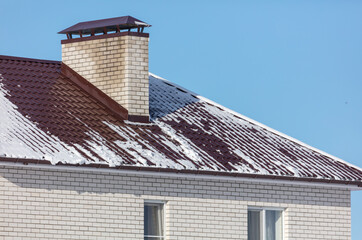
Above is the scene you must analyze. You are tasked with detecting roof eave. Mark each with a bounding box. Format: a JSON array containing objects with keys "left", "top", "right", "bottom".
[{"left": 1, "top": 156, "right": 361, "bottom": 189}]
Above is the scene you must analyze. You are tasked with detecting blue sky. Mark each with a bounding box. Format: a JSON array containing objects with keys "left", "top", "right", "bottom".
[{"left": 1, "top": 0, "right": 361, "bottom": 237}]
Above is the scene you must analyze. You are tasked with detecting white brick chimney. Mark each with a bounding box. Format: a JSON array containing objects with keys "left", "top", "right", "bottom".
[{"left": 59, "top": 16, "right": 150, "bottom": 122}]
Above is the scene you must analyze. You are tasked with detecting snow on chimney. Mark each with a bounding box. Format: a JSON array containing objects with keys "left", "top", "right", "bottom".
[{"left": 59, "top": 16, "right": 150, "bottom": 122}]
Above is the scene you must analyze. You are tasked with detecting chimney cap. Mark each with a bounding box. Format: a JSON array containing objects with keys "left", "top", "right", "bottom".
[{"left": 58, "top": 16, "right": 151, "bottom": 36}]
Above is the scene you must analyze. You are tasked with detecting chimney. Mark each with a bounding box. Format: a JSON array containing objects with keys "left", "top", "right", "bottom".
[{"left": 58, "top": 16, "right": 150, "bottom": 122}]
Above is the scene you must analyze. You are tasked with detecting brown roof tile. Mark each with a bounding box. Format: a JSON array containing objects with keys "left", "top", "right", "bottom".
[{"left": 0, "top": 55, "right": 361, "bottom": 186}]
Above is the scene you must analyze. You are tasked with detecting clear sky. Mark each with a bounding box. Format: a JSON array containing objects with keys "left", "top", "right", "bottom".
[{"left": 1, "top": 0, "right": 361, "bottom": 237}]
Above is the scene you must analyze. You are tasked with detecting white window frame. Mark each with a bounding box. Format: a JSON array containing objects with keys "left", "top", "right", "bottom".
[
  {"left": 248, "top": 206, "right": 285, "bottom": 240},
  {"left": 144, "top": 200, "right": 166, "bottom": 240}
]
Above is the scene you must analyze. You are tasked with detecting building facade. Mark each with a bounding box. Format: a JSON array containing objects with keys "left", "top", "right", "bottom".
[
  {"left": 0, "top": 16, "right": 361, "bottom": 240},
  {"left": 0, "top": 164, "right": 352, "bottom": 239}
]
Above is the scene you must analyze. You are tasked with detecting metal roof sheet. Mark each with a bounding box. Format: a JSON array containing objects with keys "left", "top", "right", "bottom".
[{"left": 0, "top": 55, "right": 361, "bottom": 186}]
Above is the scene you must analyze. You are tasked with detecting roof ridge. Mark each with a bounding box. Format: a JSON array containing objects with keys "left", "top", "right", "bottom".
[
  {"left": 78, "top": 16, "right": 128, "bottom": 24},
  {"left": 149, "top": 72, "right": 362, "bottom": 173},
  {"left": 0, "top": 55, "right": 60, "bottom": 64},
  {"left": 61, "top": 63, "right": 128, "bottom": 121}
]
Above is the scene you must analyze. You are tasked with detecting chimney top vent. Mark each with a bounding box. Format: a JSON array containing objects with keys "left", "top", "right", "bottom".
[{"left": 58, "top": 16, "right": 150, "bottom": 40}]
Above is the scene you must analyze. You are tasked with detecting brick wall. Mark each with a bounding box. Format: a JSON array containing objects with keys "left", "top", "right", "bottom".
[
  {"left": 0, "top": 165, "right": 351, "bottom": 239},
  {"left": 62, "top": 34, "right": 149, "bottom": 117}
]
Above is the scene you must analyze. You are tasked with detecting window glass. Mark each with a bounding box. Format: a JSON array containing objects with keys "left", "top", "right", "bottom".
[
  {"left": 144, "top": 202, "right": 164, "bottom": 240},
  {"left": 265, "top": 210, "right": 283, "bottom": 240},
  {"left": 248, "top": 210, "right": 262, "bottom": 240},
  {"left": 248, "top": 208, "right": 283, "bottom": 240}
]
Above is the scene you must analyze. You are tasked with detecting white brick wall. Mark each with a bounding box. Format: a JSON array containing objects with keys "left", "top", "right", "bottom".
[
  {"left": 62, "top": 34, "right": 149, "bottom": 117},
  {"left": 0, "top": 165, "right": 351, "bottom": 239}
]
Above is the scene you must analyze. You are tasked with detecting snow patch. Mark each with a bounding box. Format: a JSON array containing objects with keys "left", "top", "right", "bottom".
[{"left": 233, "top": 149, "right": 268, "bottom": 175}]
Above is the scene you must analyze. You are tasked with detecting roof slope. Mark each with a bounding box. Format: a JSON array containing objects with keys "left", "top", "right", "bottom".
[{"left": 0, "top": 55, "right": 361, "bottom": 186}]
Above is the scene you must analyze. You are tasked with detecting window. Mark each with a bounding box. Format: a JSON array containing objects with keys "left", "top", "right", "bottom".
[
  {"left": 144, "top": 201, "right": 165, "bottom": 240},
  {"left": 248, "top": 208, "right": 283, "bottom": 240}
]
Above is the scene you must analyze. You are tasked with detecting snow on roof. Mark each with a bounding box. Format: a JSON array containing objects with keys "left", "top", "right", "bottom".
[{"left": 0, "top": 55, "right": 361, "bottom": 186}]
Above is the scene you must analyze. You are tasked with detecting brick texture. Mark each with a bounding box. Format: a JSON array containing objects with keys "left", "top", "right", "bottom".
[
  {"left": 62, "top": 35, "right": 149, "bottom": 117},
  {"left": 0, "top": 165, "right": 351, "bottom": 240}
]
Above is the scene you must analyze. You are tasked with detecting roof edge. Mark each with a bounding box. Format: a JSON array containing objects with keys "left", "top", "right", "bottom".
[
  {"left": 60, "top": 63, "right": 128, "bottom": 121},
  {"left": 0, "top": 55, "right": 59, "bottom": 64},
  {"left": 1, "top": 156, "right": 361, "bottom": 188}
]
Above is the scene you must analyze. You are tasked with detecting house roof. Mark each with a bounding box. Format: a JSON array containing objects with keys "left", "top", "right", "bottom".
[{"left": 0, "top": 55, "right": 361, "bottom": 187}]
